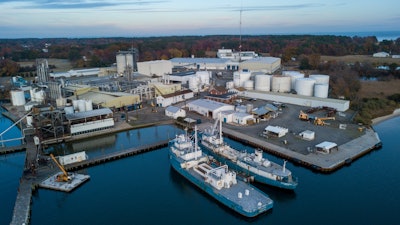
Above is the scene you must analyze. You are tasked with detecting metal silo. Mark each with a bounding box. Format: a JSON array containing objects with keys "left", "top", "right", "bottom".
[
  {"left": 295, "top": 78, "right": 315, "bottom": 96},
  {"left": 254, "top": 75, "right": 271, "bottom": 92},
  {"left": 271, "top": 75, "right": 291, "bottom": 93}
]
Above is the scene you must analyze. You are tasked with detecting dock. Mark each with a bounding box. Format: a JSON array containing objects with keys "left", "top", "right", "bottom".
[{"left": 221, "top": 126, "right": 381, "bottom": 173}]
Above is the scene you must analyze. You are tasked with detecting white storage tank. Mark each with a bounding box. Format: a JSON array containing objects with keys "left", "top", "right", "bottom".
[
  {"left": 226, "top": 81, "right": 234, "bottom": 89},
  {"left": 254, "top": 75, "right": 271, "bottom": 92},
  {"left": 10, "top": 90, "right": 26, "bottom": 106},
  {"left": 314, "top": 83, "right": 329, "bottom": 98},
  {"left": 78, "top": 100, "right": 86, "bottom": 112},
  {"left": 243, "top": 80, "right": 254, "bottom": 90},
  {"left": 271, "top": 75, "right": 291, "bottom": 93},
  {"left": 283, "top": 71, "right": 305, "bottom": 90},
  {"left": 72, "top": 99, "right": 79, "bottom": 110},
  {"left": 233, "top": 71, "right": 251, "bottom": 87},
  {"left": 309, "top": 74, "right": 330, "bottom": 84},
  {"left": 197, "top": 71, "right": 211, "bottom": 85},
  {"left": 189, "top": 76, "right": 200, "bottom": 91},
  {"left": 295, "top": 78, "right": 316, "bottom": 96},
  {"left": 85, "top": 99, "right": 93, "bottom": 111}
]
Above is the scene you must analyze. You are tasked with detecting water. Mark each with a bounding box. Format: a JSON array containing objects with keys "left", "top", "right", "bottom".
[{"left": 1, "top": 117, "right": 399, "bottom": 225}]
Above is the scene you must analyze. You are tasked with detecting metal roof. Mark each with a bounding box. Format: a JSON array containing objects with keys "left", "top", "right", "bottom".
[
  {"left": 170, "top": 58, "right": 231, "bottom": 64},
  {"left": 65, "top": 108, "right": 113, "bottom": 120},
  {"left": 240, "top": 57, "right": 280, "bottom": 64},
  {"left": 188, "top": 99, "right": 231, "bottom": 111}
]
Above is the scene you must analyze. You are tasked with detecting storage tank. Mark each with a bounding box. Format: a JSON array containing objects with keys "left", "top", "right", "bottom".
[
  {"left": 243, "top": 80, "right": 254, "bottom": 90},
  {"left": 34, "top": 90, "right": 46, "bottom": 104},
  {"left": 271, "top": 75, "right": 291, "bottom": 93},
  {"left": 78, "top": 100, "right": 86, "bottom": 112},
  {"left": 197, "top": 71, "right": 211, "bottom": 85},
  {"left": 309, "top": 74, "right": 330, "bottom": 84},
  {"left": 64, "top": 106, "right": 75, "bottom": 114},
  {"left": 233, "top": 71, "right": 251, "bottom": 87},
  {"left": 226, "top": 81, "right": 234, "bottom": 89},
  {"left": 314, "top": 83, "right": 329, "bottom": 98},
  {"left": 295, "top": 78, "right": 316, "bottom": 96},
  {"left": 189, "top": 76, "right": 200, "bottom": 91},
  {"left": 85, "top": 99, "right": 93, "bottom": 111},
  {"left": 254, "top": 75, "right": 271, "bottom": 92},
  {"left": 72, "top": 99, "right": 79, "bottom": 110},
  {"left": 283, "top": 71, "right": 305, "bottom": 90},
  {"left": 10, "top": 90, "right": 26, "bottom": 106}
]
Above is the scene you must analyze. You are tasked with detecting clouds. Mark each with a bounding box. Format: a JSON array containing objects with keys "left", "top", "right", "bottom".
[{"left": 0, "top": 0, "right": 398, "bottom": 38}]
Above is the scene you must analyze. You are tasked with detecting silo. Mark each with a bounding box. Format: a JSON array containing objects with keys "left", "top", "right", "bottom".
[
  {"left": 283, "top": 71, "right": 305, "bottom": 90},
  {"left": 226, "top": 81, "right": 234, "bottom": 89},
  {"left": 314, "top": 84, "right": 329, "bottom": 98},
  {"left": 254, "top": 75, "right": 271, "bottom": 92},
  {"left": 295, "top": 78, "right": 316, "bottom": 96},
  {"left": 189, "top": 77, "right": 200, "bottom": 91},
  {"left": 78, "top": 100, "right": 86, "bottom": 112},
  {"left": 72, "top": 100, "right": 79, "bottom": 110},
  {"left": 10, "top": 90, "right": 26, "bottom": 106},
  {"left": 309, "top": 74, "right": 330, "bottom": 84},
  {"left": 243, "top": 80, "right": 254, "bottom": 90},
  {"left": 85, "top": 99, "right": 93, "bottom": 111},
  {"left": 271, "top": 75, "right": 291, "bottom": 93},
  {"left": 233, "top": 71, "right": 251, "bottom": 87}
]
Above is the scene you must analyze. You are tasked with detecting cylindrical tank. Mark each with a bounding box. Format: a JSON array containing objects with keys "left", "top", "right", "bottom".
[
  {"left": 34, "top": 90, "right": 46, "bottom": 103},
  {"left": 271, "top": 75, "right": 291, "bottom": 93},
  {"left": 26, "top": 115, "right": 33, "bottom": 127},
  {"left": 197, "top": 71, "right": 210, "bottom": 85},
  {"left": 243, "top": 80, "right": 254, "bottom": 90},
  {"left": 246, "top": 104, "right": 253, "bottom": 113},
  {"left": 295, "top": 78, "right": 316, "bottom": 96},
  {"left": 283, "top": 71, "right": 305, "bottom": 90},
  {"left": 64, "top": 106, "right": 75, "bottom": 114},
  {"left": 233, "top": 71, "right": 251, "bottom": 87},
  {"left": 10, "top": 90, "right": 26, "bottom": 106},
  {"left": 314, "top": 83, "right": 329, "bottom": 98},
  {"left": 254, "top": 75, "right": 271, "bottom": 92},
  {"left": 189, "top": 77, "right": 200, "bottom": 91},
  {"left": 85, "top": 99, "right": 93, "bottom": 111},
  {"left": 226, "top": 81, "right": 234, "bottom": 89},
  {"left": 309, "top": 74, "right": 330, "bottom": 84},
  {"left": 78, "top": 100, "right": 86, "bottom": 112}
]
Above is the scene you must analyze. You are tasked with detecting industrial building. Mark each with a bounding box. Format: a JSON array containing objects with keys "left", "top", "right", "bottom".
[
  {"left": 137, "top": 60, "right": 172, "bottom": 77},
  {"left": 156, "top": 89, "right": 194, "bottom": 107},
  {"left": 187, "top": 99, "right": 235, "bottom": 119},
  {"left": 170, "top": 58, "right": 238, "bottom": 70},
  {"left": 239, "top": 57, "right": 281, "bottom": 74},
  {"left": 116, "top": 49, "right": 138, "bottom": 76},
  {"left": 65, "top": 108, "right": 114, "bottom": 136},
  {"left": 165, "top": 70, "right": 211, "bottom": 92},
  {"left": 216, "top": 49, "right": 258, "bottom": 61},
  {"left": 165, "top": 105, "right": 186, "bottom": 119},
  {"left": 241, "top": 90, "right": 350, "bottom": 112}
]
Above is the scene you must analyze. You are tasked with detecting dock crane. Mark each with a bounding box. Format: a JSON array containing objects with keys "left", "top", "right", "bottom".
[{"left": 50, "top": 154, "right": 73, "bottom": 182}]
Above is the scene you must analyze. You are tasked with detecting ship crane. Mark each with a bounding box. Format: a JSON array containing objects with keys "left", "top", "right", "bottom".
[{"left": 50, "top": 154, "right": 73, "bottom": 182}]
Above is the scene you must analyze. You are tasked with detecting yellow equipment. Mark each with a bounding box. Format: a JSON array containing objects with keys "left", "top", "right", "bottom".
[
  {"left": 299, "top": 110, "right": 309, "bottom": 121},
  {"left": 50, "top": 154, "right": 72, "bottom": 182},
  {"left": 314, "top": 117, "right": 335, "bottom": 126}
]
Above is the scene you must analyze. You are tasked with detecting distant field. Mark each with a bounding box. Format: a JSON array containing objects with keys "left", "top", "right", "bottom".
[
  {"left": 359, "top": 80, "right": 400, "bottom": 99},
  {"left": 17, "top": 58, "right": 73, "bottom": 72},
  {"left": 321, "top": 55, "right": 400, "bottom": 64}
]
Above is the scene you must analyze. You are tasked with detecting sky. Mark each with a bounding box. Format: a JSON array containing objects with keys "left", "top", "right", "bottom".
[{"left": 0, "top": 0, "right": 399, "bottom": 38}]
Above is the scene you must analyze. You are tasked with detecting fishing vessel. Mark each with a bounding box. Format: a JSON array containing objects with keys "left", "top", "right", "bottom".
[
  {"left": 200, "top": 114, "right": 298, "bottom": 190},
  {"left": 169, "top": 126, "right": 273, "bottom": 218}
]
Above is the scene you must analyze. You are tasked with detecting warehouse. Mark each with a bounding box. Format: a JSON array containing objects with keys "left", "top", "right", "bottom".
[
  {"left": 241, "top": 90, "right": 350, "bottom": 112},
  {"left": 239, "top": 57, "right": 281, "bottom": 74},
  {"left": 68, "top": 90, "right": 140, "bottom": 110},
  {"left": 187, "top": 99, "right": 235, "bottom": 119},
  {"left": 232, "top": 112, "right": 254, "bottom": 125},
  {"left": 170, "top": 58, "right": 237, "bottom": 70},
  {"left": 165, "top": 105, "right": 186, "bottom": 119},
  {"left": 315, "top": 141, "right": 338, "bottom": 154},
  {"left": 137, "top": 60, "right": 172, "bottom": 76},
  {"left": 66, "top": 108, "right": 114, "bottom": 135},
  {"left": 156, "top": 89, "right": 194, "bottom": 107}
]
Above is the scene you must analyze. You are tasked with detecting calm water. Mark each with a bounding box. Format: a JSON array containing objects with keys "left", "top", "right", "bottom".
[{"left": 1, "top": 117, "right": 399, "bottom": 225}]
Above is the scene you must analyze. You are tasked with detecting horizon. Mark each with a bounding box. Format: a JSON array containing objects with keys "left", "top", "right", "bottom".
[{"left": 1, "top": 0, "right": 399, "bottom": 39}]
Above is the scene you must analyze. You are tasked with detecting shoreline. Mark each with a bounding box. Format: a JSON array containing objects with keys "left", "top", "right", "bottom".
[{"left": 371, "top": 109, "right": 400, "bottom": 125}]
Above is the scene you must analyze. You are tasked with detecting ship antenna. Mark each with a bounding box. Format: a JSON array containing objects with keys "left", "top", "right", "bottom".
[
  {"left": 283, "top": 160, "right": 287, "bottom": 173},
  {"left": 194, "top": 125, "right": 198, "bottom": 160}
]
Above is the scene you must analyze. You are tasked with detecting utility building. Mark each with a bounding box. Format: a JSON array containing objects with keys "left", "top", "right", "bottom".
[
  {"left": 187, "top": 99, "right": 235, "bottom": 119},
  {"left": 137, "top": 60, "right": 172, "bottom": 77},
  {"left": 239, "top": 57, "right": 281, "bottom": 74}
]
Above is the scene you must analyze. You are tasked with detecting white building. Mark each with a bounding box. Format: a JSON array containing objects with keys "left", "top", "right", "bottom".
[
  {"left": 187, "top": 99, "right": 235, "bottom": 119},
  {"left": 232, "top": 112, "right": 254, "bottom": 125},
  {"left": 170, "top": 58, "right": 238, "bottom": 70},
  {"left": 263, "top": 125, "right": 288, "bottom": 138},
  {"left": 156, "top": 90, "right": 194, "bottom": 107},
  {"left": 299, "top": 130, "right": 315, "bottom": 140},
  {"left": 315, "top": 141, "right": 338, "bottom": 154},
  {"left": 373, "top": 52, "right": 390, "bottom": 58},
  {"left": 137, "top": 60, "right": 172, "bottom": 77},
  {"left": 239, "top": 57, "right": 281, "bottom": 74},
  {"left": 165, "top": 105, "right": 186, "bottom": 119}
]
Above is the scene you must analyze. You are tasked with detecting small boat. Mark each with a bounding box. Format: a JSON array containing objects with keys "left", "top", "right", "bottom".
[
  {"left": 169, "top": 126, "right": 273, "bottom": 217},
  {"left": 200, "top": 113, "right": 298, "bottom": 190}
]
